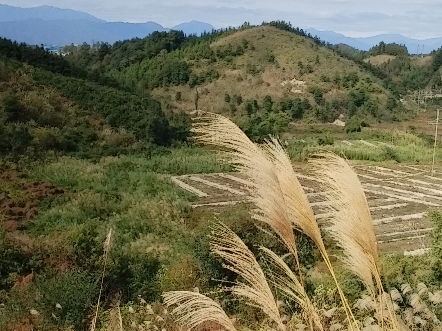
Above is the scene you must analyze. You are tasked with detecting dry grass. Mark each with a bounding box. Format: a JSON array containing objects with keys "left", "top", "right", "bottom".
[
  {"left": 260, "top": 247, "right": 323, "bottom": 330},
  {"left": 311, "top": 153, "right": 404, "bottom": 330},
  {"left": 163, "top": 291, "right": 237, "bottom": 331},
  {"left": 364, "top": 55, "right": 396, "bottom": 66},
  {"left": 192, "top": 113, "right": 358, "bottom": 329},
  {"left": 151, "top": 26, "right": 387, "bottom": 113},
  {"left": 192, "top": 112, "right": 299, "bottom": 259},
  {"left": 162, "top": 113, "right": 442, "bottom": 331},
  {"left": 106, "top": 306, "right": 123, "bottom": 331},
  {"left": 311, "top": 154, "right": 379, "bottom": 296},
  {"left": 210, "top": 222, "right": 284, "bottom": 330},
  {"left": 90, "top": 229, "right": 114, "bottom": 331}
]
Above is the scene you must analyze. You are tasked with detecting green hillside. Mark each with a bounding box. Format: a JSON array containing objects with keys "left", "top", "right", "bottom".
[
  {"left": 63, "top": 23, "right": 409, "bottom": 130},
  {"left": 0, "top": 39, "right": 191, "bottom": 159},
  {"left": 348, "top": 41, "right": 442, "bottom": 94},
  {"left": 2, "top": 24, "right": 442, "bottom": 331}
]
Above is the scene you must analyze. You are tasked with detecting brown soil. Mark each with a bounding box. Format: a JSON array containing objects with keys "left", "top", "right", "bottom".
[{"left": 0, "top": 170, "right": 64, "bottom": 231}]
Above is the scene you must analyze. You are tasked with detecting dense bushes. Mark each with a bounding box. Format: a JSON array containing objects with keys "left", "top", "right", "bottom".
[
  {"left": 367, "top": 42, "right": 409, "bottom": 56},
  {"left": 32, "top": 68, "right": 187, "bottom": 146}
]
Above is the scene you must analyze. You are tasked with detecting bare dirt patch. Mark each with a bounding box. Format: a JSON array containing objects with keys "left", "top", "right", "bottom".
[{"left": 0, "top": 170, "right": 64, "bottom": 231}]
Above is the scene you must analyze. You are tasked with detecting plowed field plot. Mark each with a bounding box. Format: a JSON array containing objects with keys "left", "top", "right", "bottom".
[{"left": 171, "top": 165, "right": 442, "bottom": 255}]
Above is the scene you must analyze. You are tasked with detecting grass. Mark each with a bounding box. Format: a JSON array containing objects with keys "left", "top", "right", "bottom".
[
  {"left": 284, "top": 127, "right": 442, "bottom": 163},
  {"left": 2, "top": 119, "right": 442, "bottom": 330},
  {"left": 364, "top": 55, "right": 397, "bottom": 66},
  {"left": 0, "top": 146, "right": 232, "bottom": 329},
  {"left": 151, "top": 26, "right": 388, "bottom": 114},
  {"left": 162, "top": 113, "right": 442, "bottom": 331}
]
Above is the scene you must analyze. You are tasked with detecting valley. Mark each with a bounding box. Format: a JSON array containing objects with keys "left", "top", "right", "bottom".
[{"left": 1, "top": 14, "right": 442, "bottom": 331}]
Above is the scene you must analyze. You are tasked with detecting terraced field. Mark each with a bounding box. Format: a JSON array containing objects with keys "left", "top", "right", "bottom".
[{"left": 171, "top": 164, "right": 442, "bottom": 255}]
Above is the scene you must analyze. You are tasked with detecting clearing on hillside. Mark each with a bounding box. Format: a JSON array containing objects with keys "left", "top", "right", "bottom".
[
  {"left": 171, "top": 164, "right": 442, "bottom": 255},
  {"left": 364, "top": 55, "right": 396, "bottom": 66}
]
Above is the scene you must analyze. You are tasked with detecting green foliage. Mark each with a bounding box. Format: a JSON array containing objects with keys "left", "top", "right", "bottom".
[
  {"left": 0, "top": 271, "right": 98, "bottom": 330},
  {"left": 0, "top": 38, "right": 120, "bottom": 88},
  {"left": 36, "top": 272, "right": 98, "bottom": 330},
  {"left": 317, "top": 134, "right": 334, "bottom": 146},
  {"left": 386, "top": 95, "right": 397, "bottom": 111},
  {"left": 32, "top": 68, "right": 181, "bottom": 146},
  {"left": 246, "top": 63, "right": 260, "bottom": 75},
  {"left": 278, "top": 97, "right": 311, "bottom": 119},
  {"left": 232, "top": 94, "right": 243, "bottom": 105},
  {"left": 368, "top": 42, "right": 409, "bottom": 56},
  {"left": 0, "top": 229, "right": 45, "bottom": 292},
  {"left": 105, "top": 250, "right": 162, "bottom": 301},
  {"left": 430, "top": 210, "right": 442, "bottom": 280},
  {"left": 308, "top": 85, "right": 324, "bottom": 105},
  {"left": 262, "top": 95, "right": 273, "bottom": 112},
  {"left": 381, "top": 146, "right": 401, "bottom": 163},
  {"left": 345, "top": 116, "right": 370, "bottom": 133},
  {"left": 238, "top": 111, "right": 290, "bottom": 142}
]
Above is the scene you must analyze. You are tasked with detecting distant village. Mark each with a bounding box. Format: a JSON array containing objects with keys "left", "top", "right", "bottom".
[{"left": 43, "top": 45, "right": 73, "bottom": 56}]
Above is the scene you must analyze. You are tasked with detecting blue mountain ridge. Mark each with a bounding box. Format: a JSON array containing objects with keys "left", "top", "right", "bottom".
[{"left": 1, "top": 4, "right": 441, "bottom": 52}]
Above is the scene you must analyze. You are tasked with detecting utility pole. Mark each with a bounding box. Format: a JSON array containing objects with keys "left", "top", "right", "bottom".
[
  {"left": 431, "top": 108, "right": 440, "bottom": 176},
  {"left": 417, "top": 90, "right": 421, "bottom": 114},
  {"left": 194, "top": 87, "right": 200, "bottom": 111}
]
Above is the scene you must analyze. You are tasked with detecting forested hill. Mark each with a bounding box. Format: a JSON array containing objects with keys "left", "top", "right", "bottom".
[
  {"left": 0, "top": 41, "right": 191, "bottom": 159},
  {"left": 62, "top": 21, "right": 409, "bottom": 139},
  {"left": 361, "top": 42, "right": 442, "bottom": 92}
]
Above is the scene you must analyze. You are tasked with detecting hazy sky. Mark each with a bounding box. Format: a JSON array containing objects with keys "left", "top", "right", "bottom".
[{"left": 3, "top": 0, "right": 441, "bottom": 39}]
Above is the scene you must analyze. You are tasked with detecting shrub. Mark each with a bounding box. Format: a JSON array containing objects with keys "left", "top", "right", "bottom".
[
  {"left": 175, "top": 91, "right": 182, "bottom": 101},
  {"left": 317, "top": 134, "right": 334, "bottom": 146},
  {"left": 157, "top": 255, "right": 208, "bottom": 293},
  {"left": 345, "top": 116, "right": 370, "bottom": 133},
  {"left": 36, "top": 272, "right": 98, "bottom": 330},
  {"left": 430, "top": 210, "right": 442, "bottom": 280},
  {"left": 381, "top": 146, "right": 401, "bottom": 162}
]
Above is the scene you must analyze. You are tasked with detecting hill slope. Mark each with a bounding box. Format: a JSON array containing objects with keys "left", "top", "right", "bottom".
[
  {"left": 61, "top": 23, "right": 415, "bottom": 139},
  {"left": 125, "top": 26, "right": 402, "bottom": 123},
  {"left": 0, "top": 40, "right": 191, "bottom": 158}
]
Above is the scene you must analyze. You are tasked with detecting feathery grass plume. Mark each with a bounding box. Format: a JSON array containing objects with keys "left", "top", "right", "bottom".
[
  {"left": 163, "top": 291, "right": 237, "bottom": 331},
  {"left": 193, "top": 113, "right": 356, "bottom": 330},
  {"left": 260, "top": 247, "right": 324, "bottom": 331},
  {"left": 210, "top": 222, "right": 284, "bottom": 330},
  {"left": 261, "top": 138, "right": 358, "bottom": 330},
  {"left": 192, "top": 112, "right": 299, "bottom": 260},
  {"left": 310, "top": 153, "right": 400, "bottom": 330},
  {"left": 90, "top": 228, "right": 114, "bottom": 331},
  {"left": 310, "top": 154, "right": 378, "bottom": 292}
]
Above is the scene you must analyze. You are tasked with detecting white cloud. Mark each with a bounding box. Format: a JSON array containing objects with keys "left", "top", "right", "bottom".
[{"left": 3, "top": 0, "right": 442, "bottom": 38}]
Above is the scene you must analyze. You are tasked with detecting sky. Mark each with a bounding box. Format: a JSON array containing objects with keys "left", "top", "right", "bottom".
[{"left": 3, "top": 0, "right": 442, "bottom": 39}]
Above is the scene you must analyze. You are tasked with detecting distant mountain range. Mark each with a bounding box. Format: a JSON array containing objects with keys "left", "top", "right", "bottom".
[
  {"left": 305, "top": 28, "right": 442, "bottom": 54},
  {"left": 0, "top": 4, "right": 215, "bottom": 45},
  {"left": 0, "top": 4, "right": 103, "bottom": 22},
  {"left": 1, "top": 4, "right": 442, "bottom": 53}
]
